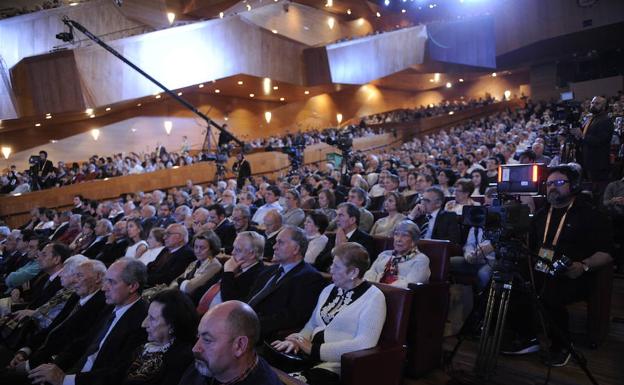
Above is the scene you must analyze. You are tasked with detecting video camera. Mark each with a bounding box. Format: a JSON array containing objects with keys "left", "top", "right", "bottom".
[{"left": 325, "top": 128, "right": 354, "bottom": 154}]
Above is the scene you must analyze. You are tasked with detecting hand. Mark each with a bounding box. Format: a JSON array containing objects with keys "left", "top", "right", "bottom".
[
  {"left": 28, "top": 363, "right": 65, "bottom": 385},
  {"left": 409, "top": 204, "right": 425, "bottom": 219},
  {"left": 285, "top": 334, "right": 312, "bottom": 355},
  {"left": 270, "top": 339, "right": 299, "bottom": 354},
  {"left": 465, "top": 252, "right": 478, "bottom": 264},
  {"left": 8, "top": 351, "right": 27, "bottom": 368},
  {"left": 565, "top": 262, "right": 585, "bottom": 279},
  {"left": 570, "top": 126, "right": 582, "bottom": 138},
  {"left": 13, "top": 309, "right": 35, "bottom": 321},
  {"left": 335, "top": 227, "right": 347, "bottom": 246},
  {"left": 10, "top": 289, "right": 21, "bottom": 303},
  {"left": 224, "top": 257, "right": 242, "bottom": 273}
]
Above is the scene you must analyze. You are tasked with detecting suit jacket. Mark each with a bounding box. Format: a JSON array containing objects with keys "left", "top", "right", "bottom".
[
  {"left": 82, "top": 236, "right": 109, "bottom": 259},
  {"left": 348, "top": 229, "right": 375, "bottom": 260},
  {"left": 263, "top": 232, "right": 278, "bottom": 261},
  {"left": 155, "top": 215, "right": 176, "bottom": 229},
  {"left": 246, "top": 261, "right": 326, "bottom": 339},
  {"left": 220, "top": 262, "right": 268, "bottom": 302},
  {"left": 214, "top": 219, "right": 236, "bottom": 254},
  {"left": 416, "top": 210, "right": 461, "bottom": 244},
  {"left": 141, "top": 217, "right": 158, "bottom": 235},
  {"left": 147, "top": 245, "right": 195, "bottom": 286},
  {"left": 55, "top": 298, "right": 148, "bottom": 385},
  {"left": 95, "top": 238, "right": 130, "bottom": 266},
  {"left": 236, "top": 159, "right": 251, "bottom": 189},
  {"left": 581, "top": 112, "right": 614, "bottom": 181},
  {"left": 49, "top": 222, "right": 69, "bottom": 241},
  {"left": 26, "top": 272, "right": 62, "bottom": 310},
  {"left": 29, "top": 290, "right": 107, "bottom": 367}
]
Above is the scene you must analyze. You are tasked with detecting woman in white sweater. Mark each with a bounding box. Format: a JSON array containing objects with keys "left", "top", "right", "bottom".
[
  {"left": 272, "top": 242, "right": 386, "bottom": 385},
  {"left": 365, "top": 220, "right": 430, "bottom": 286}
]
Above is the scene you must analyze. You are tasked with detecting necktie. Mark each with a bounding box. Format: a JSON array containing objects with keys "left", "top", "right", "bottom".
[
  {"left": 420, "top": 214, "right": 432, "bottom": 239},
  {"left": 83, "top": 310, "right": 116, "bottom": 358},
  {"left": 248, "top": 267, "right": 284, "bottom": 307}
]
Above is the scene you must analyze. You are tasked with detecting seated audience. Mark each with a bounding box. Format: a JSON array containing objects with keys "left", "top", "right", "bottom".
[
  {"left": 470, "top": 169, "right": 489, "bottom": 196},
  {"left": 444, "top": 179, "right": 481, "bottom": 215},
  {"left": 4, "top": 235, "right": 45, "bottom": 292},
  {"left": 94, "top": 220, "right": 129, "bottom": 266},
  {"left": 262, "top": 209, "right": 283, "bottom": 262},
  {"left": 334, "top": 203, "right": 374, "bottom": 261},
  {"left": 346, "top": 187, "right": 374, "bottom": 233},
  {"left": 138, "top": 228, "right": 167, "bottom": 266},
  {"left": 407, "top": 187, "right": 461, "bottom": 244},
  {"left": 121, "top": 289, "right": 197, "bottom": 385},
  {"left": 147, "top": 224, "right": 194, "bottom": 286},
  {"left": 231, "top": 204, "right": 260, "bottom": 235},
  {"left": 271, "top": 242, "right": 386, "bottom": 385},
  {"left": 365, "top": 221, "right": 430, "bottom": 286},
  {"left": 55, "top": 214, "right": 82, "bottom": 245},
  {"left": 251, "top": 185, "right": 282, "bottom": 225},
  {"left": 316, "top": 189, "right": 337, "bottom": 223},
  {"left": 179, "top": 300, "right": 281, "bottom": 385},
  {"left": 207, "top": 204, "right": 236, "bottom": 254},
  {"left": 369, "top": 192, "right": 407, "bottom": 237},
  {"left": 69, "top": 217, "right": 97, "bottom": 254},
  {"left": 124, "top": 218, "right": 148, "bottom": 259},
  {"left": 170, "top": 231, "right": 222, "bottom": 302},
  {"left": 283, "top": 189, "right": 305, "bottom": 227},
  {"left": 303, "top": 212, "right": 329, "bottom": 266},
  {"left": 246, "top": 226, "right": 326, "bottom": 340},
  {"left": 436, "top": 169, "right": 456, "bottom": 197}
]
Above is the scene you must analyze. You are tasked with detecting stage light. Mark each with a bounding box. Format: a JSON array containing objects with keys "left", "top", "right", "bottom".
[
  {"left": 167, "top": 12, "right": 175, "bottom": 24},
  {"left": 327, "top": 17, "right": 335, "bottom": 30},
  {"left": 91, "top": 129, "right": 100, "bottom": 140},
  {"left": 446, "top": 82, "right": 452, "bottom": 88},
  {"left": 265, "top": 111, "right": 272, "bottom": 123},
  {"left": 164, "top": 121, "right": 173, "bottom": 135},
  {"left": 336, "top": 113, "right": 343, "bottom": 124},
  {"left": 1, "top": 146, "right": 11, "bottom": 159},
  {"left": 263, "top": 78, "right": 271, "bottom": 95}
]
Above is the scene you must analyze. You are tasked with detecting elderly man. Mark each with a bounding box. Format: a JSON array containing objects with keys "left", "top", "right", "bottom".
[
  {"left": 231, "top": 204, "right": 261, "bottom": 235},
  {"left": 203, "top": 231, "right": 269, "bottom": 309},
  {"left": 251, "top": 185, "right": 283, "bottom": 225},
  {"left": 27, "top": 258, "right": 148, "bottom": 385},
  {"left": 246, "top": 226, "right": 326, "bottom": 340},
  {"left": 407, "top": 187, "right": 461, "bottom": 244},
  {"left": 82, "top": 219, "right": 112, "bottom": 259},
  {"left": 93, "top": 220, "right": 128, "bottom": 266},
  {"left": 139, "top": 205, "right": 157, "bottom": 235},
  {"left": 2, "top": 257, "right": 107, "bottom": 382},
  {"left": 179, "top": 301, "right": 281, "bottom": 385},
  {"left": 147, "top": 224, "right": 194, "bottom": 286},
  {"left": 262, "top": 209, "right": 283, "bottom": 262}
]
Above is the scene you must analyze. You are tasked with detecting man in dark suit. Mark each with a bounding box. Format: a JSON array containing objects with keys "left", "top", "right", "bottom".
[
  {"left": 233, "top": 152, "right": 251, "bottom": 190},
  {"left": 407, "top": 187, "right": 461, "bottom": 244},
  {"left": 140, "top": 205, "right": 158, "bottom": 235},
  {"left": 231, "top": 205, "right": 262, "bottom": 235},
  {"left": 207, "top": 204, "right": 236, "bottom": 254},
  {"left": 154, "top": 202, "right": 176, "bottom": 229},
  {"left": 245, "top": 226, "right": 326, "bottom": 340},
  {"left": 261, "top": 209, "right": 282, "bottom": 262},
  {"left": 27, "top": 257, "right": 148, "bottom": 385},
  {"left": 49, "top": 211, "right": 70, "bottom": 242},
  {"left": 573, "top": 96, "right": 615, "bottom": 197},
  {"left": 334, "top": 202, "right": 375, "bottom": 260},
  {"left": 94, "top": 220, "right": 128, "bottom": 266},
  {"left": 30, "top": 151, "right": 54, "bottom": 191},
  {"left": 82, "top": 220, "right": 112, "bottom": 260},
  {"left": 2, "top": 259, "right": 107, "bottom": 381},
  {"left": 23, "top": 243, "right": 70, "bottom": 310},
  {"left": 147, "top": 224, "right": 195, "bottom": 286}
]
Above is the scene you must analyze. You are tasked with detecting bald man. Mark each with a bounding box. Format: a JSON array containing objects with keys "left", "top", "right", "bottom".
[{"left": 179, "top": 301, "right": 281, "bottom": 385}]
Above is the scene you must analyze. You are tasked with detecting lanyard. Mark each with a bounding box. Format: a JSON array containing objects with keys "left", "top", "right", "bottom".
[{"left": 542, "top": 197, "right": 575, "bottom": 247}]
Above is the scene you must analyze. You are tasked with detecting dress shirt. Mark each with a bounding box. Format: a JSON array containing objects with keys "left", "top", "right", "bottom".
[
  {"left": 251, "top": 202, "right": 283, "bottom": 225},
  {"left": 424, "top": 208, "right": 440, "bottom": 240},
  {"left": 62, "top": 298, "right": 141, "bottom": 385}
]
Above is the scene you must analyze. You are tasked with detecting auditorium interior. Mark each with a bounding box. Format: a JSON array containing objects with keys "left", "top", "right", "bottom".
[{"left": 0, "top": 0, "right": 623, "bottom": 385}]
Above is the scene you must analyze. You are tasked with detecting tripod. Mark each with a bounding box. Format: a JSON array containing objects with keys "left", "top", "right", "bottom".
[{"left": 446, "top": 259, "right": 600, "bottom": 385}]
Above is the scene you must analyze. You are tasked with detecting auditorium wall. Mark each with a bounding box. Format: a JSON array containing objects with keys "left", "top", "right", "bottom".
[{"left": 1, "top": 73, "right": 529, "bottom": 168}]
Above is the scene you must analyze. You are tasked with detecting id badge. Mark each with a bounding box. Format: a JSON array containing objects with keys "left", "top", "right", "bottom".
[{"left": 538, "top": 247, "right": 555, "bottom": 261}]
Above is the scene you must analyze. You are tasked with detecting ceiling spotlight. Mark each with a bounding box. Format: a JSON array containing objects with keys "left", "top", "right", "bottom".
[
  {"left": 263, "top": 78, "right": 271, "bottom": 95},
  {"left": 280, "top": 97, "right": 285, "bottom": 101},
  {"left": 137, "top": 103, "right": 142, "bottom": 106},
  {"left": 304, "top": 90, "right": 310, "bottom": 95},
  {"left": 346, "top": 9, "right": 351, "bottom": 15},
  {"left": 273, "top": 86, "right": 279, "bottom": 90},
  {"left": 491, "top": 72, "right": 497, "bottom": 77},
  {"left": 1, "top": 146, "right": 12, "bottom": 159},
  {"left": 265, "top": 111, "right": 272, "bottom": 123},
  {"left": 215, "top": 89, "right": 221, "bottom": 93},
  {"left": 167, "top": 12, "right": 175, "bottom": 24},
  {"left": 434, "top": 73, "right": 440, "bottom": 82},
  {"left": 105, "top": 107, "right": 111, "bottom": 111},
  {"left": 177, "top": 92, "right": 183, "bottom": 96},
  {"left": 327, "top": 17, "right": 335, "bottom": 30},
  {"left": 384, "top": 0, "right": 390, "bottom": 5},
  {"left": 155, "top": 94, "right": 161, "bottom": 99},
  {"left": 35, "top": 123, "right": 41, "bottom": 127},
  {"left": 246, "top": 4, "right": 251, "bottom": 11},
  {"left": 272, "top": 29, "right": 278, "bottom": 34},
  {"left": 219, "top": 12, "right": 224, "bottom": 18},
  {"left": 85, "top": 108, "right": 93, "bottom": 114},
  {"left": 164, "top": 120, "right": 173, "bottom": 135},
  {"left": 237, "top": 80, "right": 243, "bottom": 85},
  {"left": 336, "top": 113, "right": 343, "bottom": 124},
  {"left": 249, "top": 93, "right": 255, "bottom": 97},
  {"left": 90, "top": 114, "right": 95, "bottom": 118},
  {"left": 198, "top": 84, "right": 204, "bottom": 88},
  {"left": 402, "top": 9, "right": 406, "bottom": 13},
  {"left": 46, "top": 115, "right": 52, "bottom": 119},
  {"left": 91, "top": 128, "right": 100, "bottom": 140},
  {"left": 459, "top": 78, "right": 464, "bottom": 82},
  {"left": 376, "top": 12, "right": 381, "bottom": 17},
  {"left": 446, "top": 82, "right": 452, "bottom": 88}
]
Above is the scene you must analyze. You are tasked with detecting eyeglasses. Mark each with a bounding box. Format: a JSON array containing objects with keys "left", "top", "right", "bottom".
[{"left": 546, "top": 179, "right": 569, "bottom": 187}]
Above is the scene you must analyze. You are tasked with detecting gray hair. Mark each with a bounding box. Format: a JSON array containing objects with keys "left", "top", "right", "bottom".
[
  {"left": 63, "top": 254, "right": 89, "bottom": 274},
  {"left": 233, "top": 204, "right": 251, "bottom": 219},
  {"left": 78, "top": 258, "right": 108, "bottom": 280},
  {"left": 116, "top": 257, "right": 148, "bottom": 294},
  {"left": 175, "top": 205, "right": 192, "bottom": 217},
  {"left": 393, "top": 220, "right": 421, "bottom": 243},
  {"left": 281, "top": 225, "right": 308, "bottom": 257},
  {"left": 425, "top": 186, "right": 445, "bottom": 204},
  {"left": 97, "top": 219, "right": 113, "bottom": 233},
  {"left": 236, "top": 231, "right": 265, "bottom": 260}
]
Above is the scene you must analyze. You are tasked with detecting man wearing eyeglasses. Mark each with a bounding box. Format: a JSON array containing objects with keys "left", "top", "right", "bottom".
[
  {"left": 503, "top": 165, "right": 613, "bottom": 367},
  {"left": 146, "top": 224, "right": 194, "bottom": 286}
]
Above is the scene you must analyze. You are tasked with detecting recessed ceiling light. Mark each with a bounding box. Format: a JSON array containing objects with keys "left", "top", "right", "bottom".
[
  {"left": 137, "top": 103, "right": 142, "bottom": 106},
  {"left": 237, "top": 81, "right": 243, "bottom": 85},
  {"left": 90, "top": 114, "right": 95, "bottom": 118},
  {"left": 249, "top": 93, "right": 255, "bottom": 97},
  {"left": 272, "top": 29, "right": 278, "bottom": 34},
  {"left": 459, "top": 78, "right": 464, "bottom": 82},
  {"left": 45, "top": 115, "right": 52, "bottom": 119},
  {"left": 85, "top": 108, "right": 93, "bottom": 114},
  {"left": 273, "top": 86, "right": 279, "bottom": 90},
  {"left": 280, "top": 97, "right": 285, "bottom": 101},
  {"left": 215, "top": 89, "right": 221, "bottom": 93},
  {"left": 155, "top": 94, "right": 161, "bottom": 99},
  {"left": 105, "top": 107, "right": 111, "bottom": 111},
  {"left": 198, "top": 84, "right": 204, "bottom": 88},
  {"left": 178, "top": 92, "right": 183, "bottom": 96},
  {"left": 35, "top": 123, "right": 41, "bottom": 127},
  {"left": 304, "top": 90, "right": 310, "bottom": 95}
]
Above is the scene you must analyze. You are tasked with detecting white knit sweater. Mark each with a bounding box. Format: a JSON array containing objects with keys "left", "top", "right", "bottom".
[
  {"left": 298, "top": 283, "right": 386, "bottom": 375},
  {"left": 364, "top": 249, "right": 430, "bottom": 287}
]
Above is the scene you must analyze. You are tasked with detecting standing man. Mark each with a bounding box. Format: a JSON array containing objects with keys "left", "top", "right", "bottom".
[{"left": 234, "top": 152, "right": 252, "bottom": 190}]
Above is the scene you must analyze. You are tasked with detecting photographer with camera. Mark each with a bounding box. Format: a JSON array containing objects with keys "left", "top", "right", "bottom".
[
  {"left": 504, "top": 165, "right": 613, "bottom": 367},
  {"left": 29, "top": 151, "right": 54, "bottom": 191}
]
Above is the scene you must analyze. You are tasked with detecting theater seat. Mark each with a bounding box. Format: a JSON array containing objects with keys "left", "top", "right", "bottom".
[
  {"left": 586, "top": 262, "right": 613, "bottom": 347},
  {"left": 406, "top": 239, "right": 452, "bottom": 378},
  {"left": 341, "top": 283, "right": 413, "bottom": 385},
  {"left": 272, "top": 283, "right": 413, "bottom": 385},
  {"left": 372, "top": 235, "right": 393, "bottom": 259}
]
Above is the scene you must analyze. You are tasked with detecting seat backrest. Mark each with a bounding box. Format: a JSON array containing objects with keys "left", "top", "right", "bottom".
[
  {"left": 416, "top": 239, "right": 451, "bottom": 282},
  {"left": 372, "top": 235, "right": 393, "bottom": 259},
  {"left": 372, "top": 282, "right": 413, "bottom": 347}
]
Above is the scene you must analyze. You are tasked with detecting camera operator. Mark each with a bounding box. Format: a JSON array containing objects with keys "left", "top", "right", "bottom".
[
  {"left": 29, "top": 150, "right": 54, "bottom": 191},
  {"left": 232, "top": 151, "right": 251, "bottom": 189},
  {"left": 571, "top": 96, "right": 615, "bottom": 197},
  {"left": 504, "top": 165, "right": 613, "bottom": 366}
]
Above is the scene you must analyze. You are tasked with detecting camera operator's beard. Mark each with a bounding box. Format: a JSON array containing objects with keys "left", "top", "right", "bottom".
[
  {"left": 194, "top": 358, "right": 213, "bottom": 377},
  {"left": 547, "top": 190, "right": 572, "bottom": 206},
  {"left": 589, "top": 106, "right": 602, "bottom": 114}
]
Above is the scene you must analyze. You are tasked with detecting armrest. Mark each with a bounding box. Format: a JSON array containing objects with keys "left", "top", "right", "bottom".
[
  {"left": 271, "top": 366, "right": 307, "bottom": 385},
  {"left": 341, "top": 345, "right": 406, "bottom": 385}
]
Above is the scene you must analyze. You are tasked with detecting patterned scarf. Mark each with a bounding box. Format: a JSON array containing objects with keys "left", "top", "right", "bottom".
[{"left": 380, "top": 247, "right": 420, "bottom": 284}]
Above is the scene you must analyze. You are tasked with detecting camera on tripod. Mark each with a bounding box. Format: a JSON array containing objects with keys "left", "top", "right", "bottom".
[{"left": 325, "top": 128, "right": 353, "bottom": 156}]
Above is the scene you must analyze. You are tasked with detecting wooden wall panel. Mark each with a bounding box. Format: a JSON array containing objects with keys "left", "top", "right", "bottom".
[{"left": 325, "top": 25, "right": 427, "bottom": 84}]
